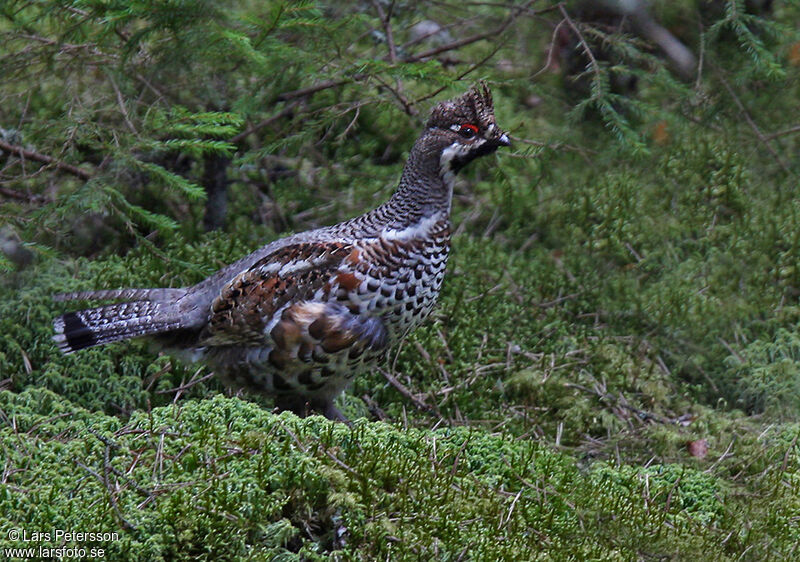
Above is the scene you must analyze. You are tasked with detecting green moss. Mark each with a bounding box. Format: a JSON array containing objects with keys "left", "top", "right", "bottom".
[
  {"left": 722, "top": 329, "right": 800, "bottom": 417},
  {"left": 7, "top": 389, "right": 798, "bottom": 560}
]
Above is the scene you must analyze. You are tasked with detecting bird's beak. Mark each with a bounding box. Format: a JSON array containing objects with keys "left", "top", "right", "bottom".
[{"left": 496, "top": 133, "right": 511, "bottom": 147}]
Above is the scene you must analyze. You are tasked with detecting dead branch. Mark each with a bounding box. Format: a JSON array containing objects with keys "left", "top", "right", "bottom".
[
  {"left": 719, "top": 75, "right": 793, "bottom": 176},
  {"left": 373, "top": 74, "right": 417, "bottom": 116},
  {"left": 275, "top": 78, "right": 360, "bottom": 102},
  {"left": 230, "top": 101, "right": 302, "bottom": 144},
  {"left": 764, "top": 124, "right": 800, "bottom": 141},
  {"left": 379, "top": 367, "right": 440, "bottom": 416},
  {"left": 413, "top": 30, "right": 512, "bottom": 106},
  {"left": 154, "top": 368, "right": 216, "bottom": 397},
  {"left": 0, "top": 186, "right": 51, "bottom": 203},
  {"left": 558, "top": 4, "right": 600, "bottom": 81},
  {"left": 0, "top": 140, "right": 92, "bottom": 180},
  {"left": 402, "top": 0, "right": 536, "bottom": 63},
  {"left": 76, "top": 455, "right": 137, "bottom": 531},
  {"left": 372, "top": 0, "right": 398, "bottom": 63}
]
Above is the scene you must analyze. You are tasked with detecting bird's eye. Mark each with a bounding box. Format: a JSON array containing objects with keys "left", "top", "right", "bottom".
[{"left": 457, "top": 123, "right": 479, "bottom": 139}]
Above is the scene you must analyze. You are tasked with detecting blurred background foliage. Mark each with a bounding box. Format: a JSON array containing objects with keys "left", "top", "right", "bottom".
[{"left": 1, "top": 0, "right": 800, "bottom": 558}]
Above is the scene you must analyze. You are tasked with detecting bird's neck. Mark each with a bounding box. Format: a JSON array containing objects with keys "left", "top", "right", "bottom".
[{"left": 384, "top": 135, "right": 454, "bottom": 223}]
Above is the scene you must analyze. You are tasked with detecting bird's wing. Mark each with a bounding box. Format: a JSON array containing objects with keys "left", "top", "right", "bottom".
[{"left": 198, "top": 240, "right": 387, "bottom": 360}]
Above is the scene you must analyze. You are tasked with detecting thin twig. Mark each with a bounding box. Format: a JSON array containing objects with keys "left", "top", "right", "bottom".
[
  {"left": 704, "top": 439, "right": 735, "bottom": 474},
  {"left": 511, "top": 134, "right": 598, "bottom": 159},
  {"left": 559, "top": 4, "right": 600, "bottom": 80},
  {"left": 400, "top": 16, "right": 480, "bottom": 51},
  {"left": 719, "top": 75, "right": 793, "bottom": 176},
  {"left": 0, "top": 186, "right": 50, "bottom": 203},
  {"left": 718, "top": 337, "right": 745, "bottom": 363},
  {"left": 107, "top": 464, "right": 155, "bottom": 500},
  {"left": 361, "top": 394, "right": 388, "bottom": 421},
  {"left": 695, "top": 21, "right": 705, "bottom": 90},
  {"left": 107, "top": 72, "right": 137, "bottom": 135},
  {"left": 533, "top": 16, "right": 568, "bottom": 78},
  {"left": 0, "top": 140, "right": 92, "bottom": 180},
  {"left": 373, "top": 74, "right": 417, "bottom": 116},
  {"left": 372, "top": 0, "right": 398, "bottom": 63},
  {"left": 780, "top": 433, "right": 799, "bottom": 474},
  {"left": 76, "top": 458, "right": 137, "bottom": 531},
  {"left": 337, "top": 104, "right": 362, "bottom": 140},
  {"left": 13, "top": 33, "right": 114, "bottom": 61},
  {"left": 534, "top": 292, "right": 579, "bottom": 309},
  {"left": 134, "top": 72, "right": 166, "bottom": 103},
  {"left": 764, "top": 124, "right": 800, "bottom": 141},
  {"left": 275, "top": 77, "right": 363, "bottom": 102},
  {"left": 402, "top": 0, "right": 536, "bottom": 63},
  {"left": 412, "top": 37, "right": 507, "bottom": 106},
  {"left": 379, "top": 367, "right": 438, "bottom": 416},
  {"left": 230, "top": 101, "right": 301, "bottom": 144},
  {"left": 155, "top": 368, "right": 215, "bottom": 396},
  {"left": 25, "top": 413, "right": 73, "bottom": 435}
]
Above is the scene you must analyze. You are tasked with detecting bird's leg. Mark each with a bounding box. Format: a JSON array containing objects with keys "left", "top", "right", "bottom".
[
  {"left": 320, "top": 401, "right": 351, "bottom": 425},
  {"left": 275, "top": 394, "right": 350, "bottom": 424},
  {"left": 274, "top": 394, "right": 308, "bottom": 417}
]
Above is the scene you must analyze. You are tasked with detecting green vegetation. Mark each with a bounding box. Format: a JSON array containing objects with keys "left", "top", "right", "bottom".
[{"left": 2, "top": 0, "right": 800, "bottom": 559}]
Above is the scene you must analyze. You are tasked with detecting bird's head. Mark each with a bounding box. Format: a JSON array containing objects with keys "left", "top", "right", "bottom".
[{"left": 425, "top": 82, "right": 511, "bottom": 175}]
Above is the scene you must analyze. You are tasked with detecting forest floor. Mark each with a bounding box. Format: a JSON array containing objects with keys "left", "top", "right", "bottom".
[{"left": 1, "top": 1, "right": 800, "bottom": 559}]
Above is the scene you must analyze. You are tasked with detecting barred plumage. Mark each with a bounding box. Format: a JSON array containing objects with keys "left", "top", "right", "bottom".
[{"left": 53, "top": 83, "right": 510, "bottom": 420}]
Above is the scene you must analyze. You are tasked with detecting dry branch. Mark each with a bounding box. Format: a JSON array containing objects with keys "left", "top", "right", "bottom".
[
  {"left": 402, "top": 0, "right": 537, "bottom": 63},
  {"left": 0, "top": 140, "right": 92, "bottom": 180}
]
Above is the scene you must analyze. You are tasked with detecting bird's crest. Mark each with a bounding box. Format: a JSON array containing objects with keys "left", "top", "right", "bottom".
[{"left": 427, "top": 82, "right": 497, "bottom": 130}]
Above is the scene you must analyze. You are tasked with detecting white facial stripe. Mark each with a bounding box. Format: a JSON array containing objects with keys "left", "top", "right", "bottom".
[{"left": 440, "top": 142, "right": 471, "bottom": 170}]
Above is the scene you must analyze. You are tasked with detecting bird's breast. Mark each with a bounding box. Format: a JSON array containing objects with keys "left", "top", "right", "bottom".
[{"left": 336, "top": 215, "right": 452, "bottom": 338}]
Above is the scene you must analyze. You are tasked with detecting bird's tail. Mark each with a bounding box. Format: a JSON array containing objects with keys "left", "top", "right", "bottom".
[{"left": 53, "top": 288, "right": 188, "bottom": 354}]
